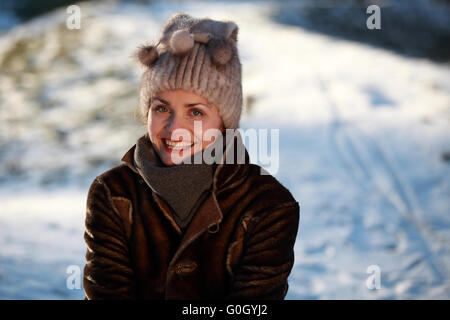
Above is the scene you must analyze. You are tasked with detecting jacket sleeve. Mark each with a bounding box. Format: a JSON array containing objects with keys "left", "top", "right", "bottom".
[
  {"left": 226, "top": 201, "right": 300, "bottom": 300},
  {"left": 83, "top": 177, "right": 136, "bottom": 299}
]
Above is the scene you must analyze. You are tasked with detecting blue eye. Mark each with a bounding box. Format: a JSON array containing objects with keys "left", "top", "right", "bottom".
[
  {"left": 154, "top": 105, "right": 168, "bottom": 113},
  {"left": 191, "top": 109, "right": 204, "bottom": 117}
]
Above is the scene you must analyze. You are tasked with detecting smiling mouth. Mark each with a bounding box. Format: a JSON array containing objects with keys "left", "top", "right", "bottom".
[{"left": 163, "top": 138, "right": 195, "bottom": 150}]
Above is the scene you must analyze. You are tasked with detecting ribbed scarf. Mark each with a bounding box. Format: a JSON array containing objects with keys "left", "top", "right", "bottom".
[{"left": 133, "top": 133, "right": 223, "bottom": 230}]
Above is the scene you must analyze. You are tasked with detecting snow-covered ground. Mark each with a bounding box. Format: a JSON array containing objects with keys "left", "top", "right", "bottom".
[{"left": 0, "top": 0, "right": 449, "bottom": 299}]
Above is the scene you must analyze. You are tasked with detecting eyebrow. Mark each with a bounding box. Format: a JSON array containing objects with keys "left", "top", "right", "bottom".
[{"left": 154, "top": 97, "right": 210, "bottom": 108}]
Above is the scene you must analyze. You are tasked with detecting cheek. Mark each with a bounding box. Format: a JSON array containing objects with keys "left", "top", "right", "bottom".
[
  {"left": 203, "top": 109, "right": 222, "bottom": 128},
  {"left": 210, "top": 109, "right": 223, "bottom": 130},
  {"left": 148, "top": 114, "right": 162, "bottom": 135},
  {"left": 147, "top": 118, "right": 164, "bottom": 147},
  {"left": 199, "top": 123, "right": 223, "bottom": 147}
]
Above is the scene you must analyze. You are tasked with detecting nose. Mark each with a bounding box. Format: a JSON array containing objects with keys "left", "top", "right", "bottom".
[{"left": 165, "top": 113, "right": 188, "bottom": 138}]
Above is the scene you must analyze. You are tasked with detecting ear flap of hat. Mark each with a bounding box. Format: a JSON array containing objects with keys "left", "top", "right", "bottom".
[
  {"left": 207, "top": 21, "right": 239, "bottom": 66},
  {"left": 225, "top": 21, "right": 239, "bottom": 44},
  {"left": 208, "top": 38, "right": 233, "bottom": 66},
  {"left": 135, "top": 44, "right": 159, "bottom": 68}
]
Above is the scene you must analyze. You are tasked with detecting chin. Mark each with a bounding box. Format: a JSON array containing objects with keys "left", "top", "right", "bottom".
[
  {"left": 158, "top": 151, "right": 175, "bottom": 166},
  {"left": 159, "top": 148, "right": 191, "bottom": 166}
]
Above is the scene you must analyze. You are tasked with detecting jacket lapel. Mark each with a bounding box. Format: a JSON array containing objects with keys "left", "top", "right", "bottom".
[{"left": 121, "top": 145, "right": 184, "bottom": 234}]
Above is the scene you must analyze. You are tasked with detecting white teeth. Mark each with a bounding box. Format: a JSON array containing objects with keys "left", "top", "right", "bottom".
[{"left": 164, "top": 140, "right": 193, "bottom": 148}]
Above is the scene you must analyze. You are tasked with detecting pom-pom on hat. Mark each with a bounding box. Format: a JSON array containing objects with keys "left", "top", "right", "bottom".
[{"left": 135, "top": 12, "right": 243, "bottom": 129}]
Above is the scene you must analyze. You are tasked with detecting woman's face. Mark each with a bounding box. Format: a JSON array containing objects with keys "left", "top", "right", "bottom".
[{"left": 147, "top": 89, "right": 224, "bottom": 166}]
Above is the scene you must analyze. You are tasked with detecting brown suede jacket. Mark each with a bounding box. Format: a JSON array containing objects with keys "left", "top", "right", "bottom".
[{"left": 83, "top": 134, "right": 300, "bottom": 300}]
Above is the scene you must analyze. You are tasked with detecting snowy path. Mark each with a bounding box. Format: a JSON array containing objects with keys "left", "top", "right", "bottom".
[
  {"left": 0, "top": 1, "right": 449, "bottom": 299},
  {"left": 306, "top": 77, "right": 449, "bottom": 298}
]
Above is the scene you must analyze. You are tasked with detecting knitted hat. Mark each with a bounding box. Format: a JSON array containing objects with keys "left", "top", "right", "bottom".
[{"left": 135, "top": 12, "right": 243, "bottom": 129}]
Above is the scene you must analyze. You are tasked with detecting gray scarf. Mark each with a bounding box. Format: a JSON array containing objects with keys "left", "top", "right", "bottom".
[{"left": 133, "top": 133, "right": 222, "bottom": 230}]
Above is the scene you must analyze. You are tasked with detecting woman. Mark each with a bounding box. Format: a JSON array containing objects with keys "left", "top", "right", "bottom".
[{"left": 83, "top": 12, "right": 300, "bottom": 300}]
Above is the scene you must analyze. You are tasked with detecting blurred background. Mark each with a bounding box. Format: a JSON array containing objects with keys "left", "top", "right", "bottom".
[{"left": 0, "top": 0, "right": 449, "bottom": 299}]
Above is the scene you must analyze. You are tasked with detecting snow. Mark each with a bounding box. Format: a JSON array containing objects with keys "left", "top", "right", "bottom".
[
  {"left": 0, "top": 188, "right": 87, "bottom": 299},
  {"left": 0, "top": 0, "right": 449, "bottom": 299}
]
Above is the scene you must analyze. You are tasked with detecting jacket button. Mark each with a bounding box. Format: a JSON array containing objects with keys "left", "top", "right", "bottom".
[
  {"left": 207, "top": 223, "right": 220, "bottom": 233},
  {"left": 174, "top": 261, "right": 197, "bottom": 275}
]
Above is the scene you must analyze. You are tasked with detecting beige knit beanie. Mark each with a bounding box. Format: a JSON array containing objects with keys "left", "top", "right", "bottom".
[{"left": 135, "top": 12, "right": 243, "bottom": 129}]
